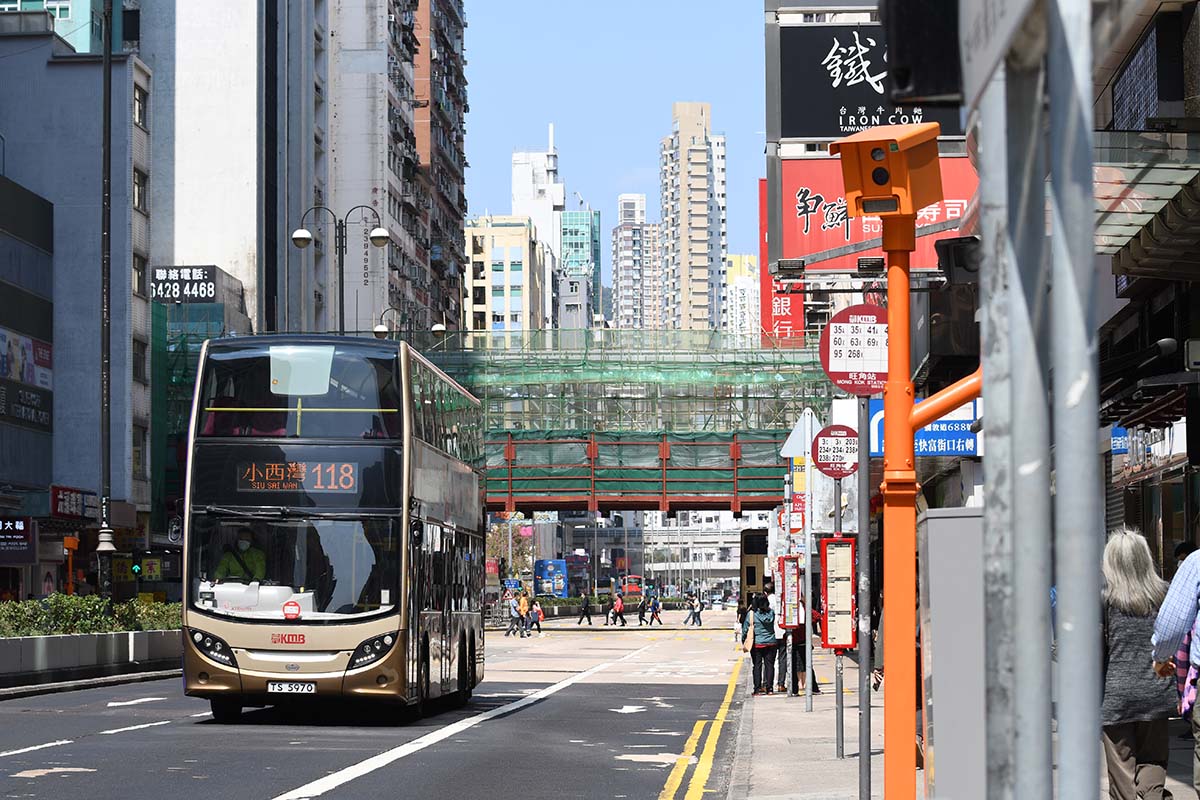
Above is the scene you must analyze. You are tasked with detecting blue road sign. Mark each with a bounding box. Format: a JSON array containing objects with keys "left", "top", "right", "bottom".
[
  {"left": 1111, "top": 426, "right": 1129, "bottom": 455},
  {"left": 869, "top": 398, "right": 981, "bottom": 457},
  {"left": 503, "top": 578, "right": 521, "bottom": 590}
]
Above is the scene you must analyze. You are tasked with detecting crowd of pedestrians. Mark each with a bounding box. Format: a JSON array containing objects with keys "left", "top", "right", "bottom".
[{"left": 503, "top": 589, "right": 545, "bottom": 638}]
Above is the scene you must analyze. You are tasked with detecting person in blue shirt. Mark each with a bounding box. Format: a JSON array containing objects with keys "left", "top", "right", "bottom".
[
  {"left": 741, "top": 593, "right": 779, "bottom": 695},
  {"left": 1152, "top": 542, "right": 1200, "bottom": 795},
  {"left": 504, "top": 594, "right": 522, "bottom": 637}
]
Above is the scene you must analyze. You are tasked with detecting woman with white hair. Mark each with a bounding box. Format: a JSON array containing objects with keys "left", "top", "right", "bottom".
[{"left": 1101, "top": 527, "right": 1177, "bottom": 799}]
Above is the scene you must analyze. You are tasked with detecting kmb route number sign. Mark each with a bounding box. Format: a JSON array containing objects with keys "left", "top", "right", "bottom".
[
  {"left": 818, "top": 303, "right": 887, "bottom": 396},
  {"left": 812, "top": 425, "right": 860, "bottom": 479}
]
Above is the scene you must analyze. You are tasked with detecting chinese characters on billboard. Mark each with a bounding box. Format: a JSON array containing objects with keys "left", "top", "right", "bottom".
[
  {"left": 0, "top": 325, "right": 53, "bottom": 432},
  {"left": 759, "top": 158, "right": 978, "bottom": 343}
]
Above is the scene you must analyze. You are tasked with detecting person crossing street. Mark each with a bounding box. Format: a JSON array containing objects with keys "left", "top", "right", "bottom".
[{"left": 577, "top": 590, "right": 593, "bottom": 625}]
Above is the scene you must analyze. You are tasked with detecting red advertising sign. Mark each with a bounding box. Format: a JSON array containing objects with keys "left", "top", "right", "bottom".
[
  {"left": 819, "top": 304, "right": 888, "bottom": 396},
  {"left": 485, "top": 558, "right": 499, "bottom": 576},
  {"left": 761, "top": 157, "right": 976, "bottom": 345},
  {"left": 760, "top": 179, "right": 807, "bottom": 343},
  {"left": 812, "top": 425, "right": 860, "bottom": 479},
  {"left": 282, "top": 600, "right": 301, "bottom": 621},
  {"left": 781, "top": 156, "right": 976, "bottom": 272}
]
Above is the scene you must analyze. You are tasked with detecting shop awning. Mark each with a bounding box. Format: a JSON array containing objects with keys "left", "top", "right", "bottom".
[
  {"left": 1095, "top": 131, "right": 1200, "bottom": 280},
  {"left": 1099, "top": 372, "right": 1200, "bottom": 428}
]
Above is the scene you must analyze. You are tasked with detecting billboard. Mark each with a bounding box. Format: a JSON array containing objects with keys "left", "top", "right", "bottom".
[
  {"left": 778, "top": 23, "right": 963, "bottom": 139},
  {"left": 760, "top": 158, "right": 977, "bottom": 342},
  {"left": 0, "top": 323, "right": 53, "bottom": 433}
]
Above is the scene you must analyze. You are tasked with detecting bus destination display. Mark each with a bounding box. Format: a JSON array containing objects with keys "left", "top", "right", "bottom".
[{"left": 237, "top": 462, "right": 359, "bottom": 493}]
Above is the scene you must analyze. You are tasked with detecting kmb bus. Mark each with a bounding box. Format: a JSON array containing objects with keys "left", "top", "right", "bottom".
[{"left": 182, "top": 336, "right": 485, "bottom": 722}]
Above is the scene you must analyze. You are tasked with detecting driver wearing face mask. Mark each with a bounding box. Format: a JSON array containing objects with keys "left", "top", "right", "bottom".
[{"left": 215, "top": 527, "right": 267, "bottom": 582}]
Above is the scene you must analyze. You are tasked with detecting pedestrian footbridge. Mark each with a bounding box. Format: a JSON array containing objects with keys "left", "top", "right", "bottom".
[{"left": 416, "top": 329, "right": 832, "bottom": 513}]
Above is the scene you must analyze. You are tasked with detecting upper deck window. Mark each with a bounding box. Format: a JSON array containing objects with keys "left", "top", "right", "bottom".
[{"left": 197, "top": 342, "right": 401, "bottom": 440}]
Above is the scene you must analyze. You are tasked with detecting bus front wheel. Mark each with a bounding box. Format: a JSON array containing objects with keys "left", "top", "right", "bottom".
[{"left": 209, "top": 697, "right": 242, "bottom": 724}]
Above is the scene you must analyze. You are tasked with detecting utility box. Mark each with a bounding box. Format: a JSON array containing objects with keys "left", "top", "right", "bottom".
[{"left": 918, "top": 505, "right": 985, "bottom": 800}]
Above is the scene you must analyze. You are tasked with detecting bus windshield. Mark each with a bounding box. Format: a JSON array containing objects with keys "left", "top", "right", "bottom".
[
  {"left": 188, "top": 516, "right": 398, "bottom": 622},
  {"left": 196, "top": 341, "right": 401, "bottom": 439}
]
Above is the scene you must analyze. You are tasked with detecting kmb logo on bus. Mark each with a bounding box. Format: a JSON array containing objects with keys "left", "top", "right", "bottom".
[{"left": 271, "top": 633, "right": 306, "bottom": 645}]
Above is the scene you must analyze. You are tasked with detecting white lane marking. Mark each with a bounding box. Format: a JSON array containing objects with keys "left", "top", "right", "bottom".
[
  {"left": 0, "top": 740, "right": 73, "bottom": 758},
  {"left": 107, "top": 697, "right": 166, "bottom": 707},
  {"left": 99, "top": 720, "right": 173, "bottom": 735},
  {"left": 630, "top": 731, "right": 683, "bottom": 736},
  {"left": 272, "top": 643, "right": 655, "bottom": 800},
  {"left": 10, "top": 767, "right": 95, "bottom": 778},
  {"left": 615, "top": 753, "right": 690, "bottom": 766},
  {"left": 190, "top": 712, "right": 213, "bottom": 718},
  {"left": 609, "top": 705, "right": 647, "bottom": 714}
]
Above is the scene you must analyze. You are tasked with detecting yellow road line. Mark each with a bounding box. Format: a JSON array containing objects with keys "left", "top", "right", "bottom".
[
  {"left": 658, "top": 720, "right": 708, "bottom": 800},
  {"left": 683, "top": 657, "right": 743, "bottom": 800}
]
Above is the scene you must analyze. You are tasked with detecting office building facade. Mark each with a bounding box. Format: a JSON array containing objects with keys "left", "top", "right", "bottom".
[
  {"left": 512, "top": 125, "right": 565, "bottom": 326},
  {"left": 560, "top": 208, "right": 601, "bottom": 323},
  {"left": 0, "top": 12, "right": 151, "bottom": 542},
  {"left": 464, "top": 216, "right": 547, "bottom": 333}
]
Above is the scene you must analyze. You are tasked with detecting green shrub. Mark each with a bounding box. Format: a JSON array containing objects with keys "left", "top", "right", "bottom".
[{"left": 0, "top": 594, "right": 182, "bottom": 638}]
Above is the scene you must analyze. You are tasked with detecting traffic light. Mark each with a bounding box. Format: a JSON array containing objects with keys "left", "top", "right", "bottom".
[{"left": 130, "top": 554, "right": 143, "bottom": 581}]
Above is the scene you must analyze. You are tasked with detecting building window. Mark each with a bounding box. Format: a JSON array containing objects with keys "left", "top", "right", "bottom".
[
  {"left": 0, "top": 2, "right": 20, "bottom": 10},
  {"left": 510, "top": 261, "right": 523, "bottom": 271},
  {"left": 133, "top": 170, "right": 148, "bottom": 212},
  {"left": 44, "top": 0, "right": 70, "bottom": 19},
  {"left": 132, "top": 423, "right": 147, "bottom": 478},
  {"left": 132, "top": 339, "right": 147, "bottom": 383},
  {"left": 133, "top": 85, "right": 148, "bottom": 129},
  {"left": 132, "top": 253, "right": 147, "bottom": 297}
]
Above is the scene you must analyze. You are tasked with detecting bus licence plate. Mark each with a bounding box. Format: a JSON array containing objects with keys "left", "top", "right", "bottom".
[{"left": 267, "top": 681, "right": 316, "bottom": 694}]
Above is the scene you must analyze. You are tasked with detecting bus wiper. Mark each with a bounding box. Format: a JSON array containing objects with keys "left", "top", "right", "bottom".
[{"left": 201, "top": 505, "right": 293, "bottom": 518}]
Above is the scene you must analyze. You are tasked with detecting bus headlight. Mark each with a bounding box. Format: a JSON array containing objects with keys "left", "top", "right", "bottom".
[
  {"left": 188, "top": 628, "right": 238, "bottom": 668},
  {"left": 349, "top": 633, "right": 397, "bottom": 670}
]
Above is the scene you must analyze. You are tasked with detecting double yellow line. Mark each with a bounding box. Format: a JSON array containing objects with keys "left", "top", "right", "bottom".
[{"left": 659, "top": 657, "right": 743, "bottom": 800}]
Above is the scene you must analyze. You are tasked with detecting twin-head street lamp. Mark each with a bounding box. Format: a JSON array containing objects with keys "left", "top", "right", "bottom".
[{"left": 291, "top": 205, "right": 390, "bottom": 335}]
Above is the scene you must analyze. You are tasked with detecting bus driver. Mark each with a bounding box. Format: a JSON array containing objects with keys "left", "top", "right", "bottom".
[{"left": 215, "top": 527, "right": 267, "bottom": 583}]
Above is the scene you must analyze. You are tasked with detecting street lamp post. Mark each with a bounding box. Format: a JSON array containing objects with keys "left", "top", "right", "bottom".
[
  {"left": 96, "top": 0, "right": 116, "bottom": 597},
  {"left": 291, "top": 206, "right": 390, "bottom": 335}
]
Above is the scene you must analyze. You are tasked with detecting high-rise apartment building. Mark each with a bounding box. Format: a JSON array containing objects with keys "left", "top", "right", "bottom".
[
  {"left": 512, "top": 125, "right": 565, "bottom": 325},
  {"left": 327, "top": 0, "right": 425, "bottom": 334},
  {"left": 414, "top": 0, "right": 468, "bottom": 332},
  {"left": 463, "top": 216, "right": 546, "bottom": 333},
  {"left": 611, "top": 194, "right": 663, "bottom": 329},
  {"left": 138, "top": 0, "right": 463, "bottom": 335},
  {"left": 560, "top": 208, "right": 601, "bottom": 323},
  {"left": 720, "top": 255, "right": 760, "bottom": 335},
  {"left": 659, "top": 102, "right": 726, "bottom": 330}
]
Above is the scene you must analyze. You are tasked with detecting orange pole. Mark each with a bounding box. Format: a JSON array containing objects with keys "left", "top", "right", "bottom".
[
  {"left": 909, "top": 366, "right": 983, "bottom": 432},
  {"left": 881, "top": 215, "right": 919, "bottom": 800}
]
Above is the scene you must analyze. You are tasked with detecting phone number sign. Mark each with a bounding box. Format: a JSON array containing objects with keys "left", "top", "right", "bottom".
[
  {"left": 819, "top": 303, "right": 887, "bottom": 396},
  {"left": 812, "top": 425, "right": 860, "bottom": 479},
  {"left": 150, "top": 266, "right": 216, "bottom": 302}
]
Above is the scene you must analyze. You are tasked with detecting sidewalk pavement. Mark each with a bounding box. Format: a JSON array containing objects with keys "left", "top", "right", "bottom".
[
  {"left": 727, "top": 645, "right": 892, "bottom": 800},
  {"left": 726, "top": 643, "right": 1199, "bottom": 799}
]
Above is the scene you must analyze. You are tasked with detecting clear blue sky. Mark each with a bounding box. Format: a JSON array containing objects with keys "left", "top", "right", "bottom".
[{"left": 463, "top": 2, "right": 765, "bottom": 286}]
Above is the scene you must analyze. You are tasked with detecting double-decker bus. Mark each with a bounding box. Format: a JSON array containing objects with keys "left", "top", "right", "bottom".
[
  {"left": 181, "top": 335, "right": 485, "bottom": 722},
  {"left": 740, "top": 528, "right": 769, "bottom": 605}
]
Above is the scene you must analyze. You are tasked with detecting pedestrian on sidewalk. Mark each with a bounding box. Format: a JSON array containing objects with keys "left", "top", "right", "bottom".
[
  {"left": 650, "top": 594, "right": 663, "bottom": 625},
  {"left": 692, "top": 594, "right": 704, "bottom": 627},
  {"left": 518, "top": 591, "right": 531, "bottom": 638},
  {"left": 602, "top": 595, "right": 612, "bottom": 626},
  {"left": 1096, "top": 527, "right": 1174, "bottom": 800},
  {"left": 736, "top": 598, "right": 749, "bottom": 644},
  {"left": 637, "top": 595, "right": 648, "bottom": 626},
  {"left": 613, "top": 592, "right": 628, "bottom": 627},
  {"left": 530, "top": 598, "right": 544, "bottom": 636},
  {"left": 577, "top": 590, "right": 592, "bottom": 625},
  {"left": 505, "top": 593, "right": 522, "bottom": 637},
  {"left": 764, "top": 580, "right": 792, "bottom": 694},
  {"left": 741, "top": 593, "right": 778, "bottom": 695}
]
